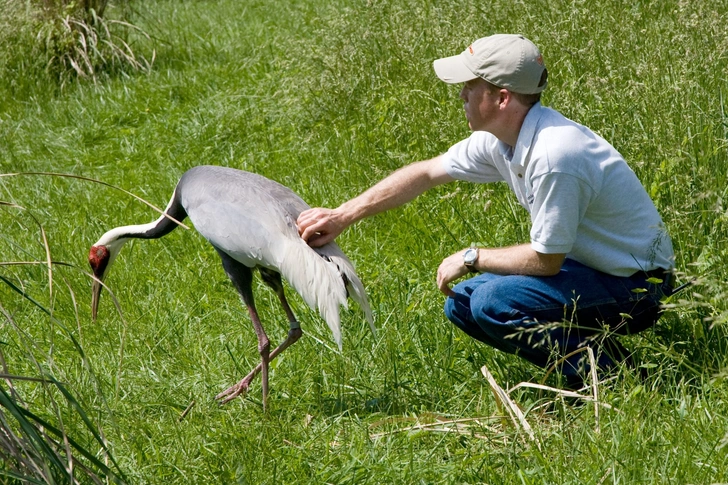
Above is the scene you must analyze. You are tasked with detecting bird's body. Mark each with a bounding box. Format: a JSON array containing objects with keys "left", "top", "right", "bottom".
[{"left": 89, "top": 166, "right": 373, "bottom": 408}]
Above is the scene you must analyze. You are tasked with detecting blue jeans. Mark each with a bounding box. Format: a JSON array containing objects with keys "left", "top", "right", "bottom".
[{"left": 444, "top": 259, "right": 672, "bottom": 380}]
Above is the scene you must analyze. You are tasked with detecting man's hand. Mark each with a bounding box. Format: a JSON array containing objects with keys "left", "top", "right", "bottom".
[
  {"left": 297, "top": 208, "right": 346, "bottom": 247},
  {"left": 436, "top": 250, "right": 472, "bottom": 297}
]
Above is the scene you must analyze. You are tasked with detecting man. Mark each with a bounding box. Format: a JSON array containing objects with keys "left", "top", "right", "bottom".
[{"left": 297, "top": 34, "right": 674, "bottom": 387}]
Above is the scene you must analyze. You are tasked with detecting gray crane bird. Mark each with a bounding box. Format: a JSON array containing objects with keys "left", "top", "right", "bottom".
[{"left": 89, "top": 165, "right": 374, "bottom": 409}]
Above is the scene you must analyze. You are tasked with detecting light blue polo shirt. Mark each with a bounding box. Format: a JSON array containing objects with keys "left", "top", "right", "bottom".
[{"left": 442, "top": 102, "right": 674, "bottom": 276}]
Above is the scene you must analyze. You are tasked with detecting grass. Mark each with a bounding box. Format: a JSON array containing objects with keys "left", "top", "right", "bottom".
[
  {"left": 0, "top": 0, "right": 152, "bottom": 93},
  {"left": 1, "top": 0, "right": 728, "bottom": 482}
]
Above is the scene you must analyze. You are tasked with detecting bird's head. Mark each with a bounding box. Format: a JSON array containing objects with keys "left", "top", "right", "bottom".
[{"left": 88, "top": 235, "right": 127, "bottom": 321}]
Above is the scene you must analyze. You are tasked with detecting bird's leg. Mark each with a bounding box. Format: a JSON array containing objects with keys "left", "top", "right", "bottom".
[
  {"left": 213, "top": 251, "right": 272, "bottom": 409},
  {"left": 216, "top": 323, "right": 302, "bottom": 405},
  {"left": 216, "top": 269, "right": 304, "bottom": 405},
  {"left": 259, "top": 268, "right": 299, "bottom": 327},
  {"left": 249, "top": 302, "right": 271, "bottom": 410},
  {"left": 216, "top": 296, "right": 272, "bottom": 408}
]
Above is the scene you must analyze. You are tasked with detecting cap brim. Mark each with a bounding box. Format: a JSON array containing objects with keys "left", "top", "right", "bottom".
[{"left": 433, "top": 54, "right": 478, "bottom": 84}]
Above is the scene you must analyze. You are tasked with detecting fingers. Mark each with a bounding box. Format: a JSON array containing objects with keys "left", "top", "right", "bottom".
[
  {"left": 436, "top": 265, "right": 458, "bottom": 297},
  {"left": 296, "top": 208, "right": 317, "bottom": 228},
  {"left": 438, "top": 279, "right": 456, "bottom": 298},
  {"left": 296, "top": 208, "right": 317, "bottom": 237},
  {"left": 306, "top": 230, "right": 335, "bottom": 247},
  {"left": 436, "top": 266, "right": 452, "bottom": 297},
  {"left": 298, "top": 221, "right": 321, "bottom": 243},
  {"left": 296, "top": 208, "right": 340, "bottom": 247},
  {"left": 436, "top": 252, "right": 469, "bottom": 297},
  {"left": 299, "top": 223, "right": 331, "bottom": 247}
]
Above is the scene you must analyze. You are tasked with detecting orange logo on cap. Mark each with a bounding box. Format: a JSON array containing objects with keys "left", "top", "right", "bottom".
[
  {"left": 468, "top": 45, "right": 474, "bottom": 55},
  {"left": 536, "top": 55, "right": 544, "bottom": 65}
]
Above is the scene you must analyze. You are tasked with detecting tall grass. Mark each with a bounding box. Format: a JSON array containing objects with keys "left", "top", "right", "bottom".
[
  {"left": 0, "top": 202, "right": 126, "bottom": 483},
  {"left": 0, "top": 0, "right": 152, "bottom": 99},
  {"left": 1, "top": 0, "right": 728, "bottom": 482}
]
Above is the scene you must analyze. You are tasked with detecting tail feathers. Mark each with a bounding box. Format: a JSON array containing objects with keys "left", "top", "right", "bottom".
[
  {"left": 279, "top": 242, "right": 348, "bottom": 350},
  {"left": 278, "top": 240, "right": 375, "bottom": 350},
  {"left": 315, "top": 243, "right": 375, "bottom": 338}
]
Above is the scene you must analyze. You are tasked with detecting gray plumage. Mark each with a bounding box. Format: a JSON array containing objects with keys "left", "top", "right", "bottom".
[{"left": 89, "top": 165, "right": 374, "bottom": 408}]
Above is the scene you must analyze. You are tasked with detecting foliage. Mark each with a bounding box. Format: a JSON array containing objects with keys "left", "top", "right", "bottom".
[
  {"left": 0, "top": 0, "right": 152, "bottom": 95},
  {"left": 1, "top": 0, "right": 728, "bottom": 483},
  {"left": 0, "top": 202, "right": 126, "bottom": 484}
]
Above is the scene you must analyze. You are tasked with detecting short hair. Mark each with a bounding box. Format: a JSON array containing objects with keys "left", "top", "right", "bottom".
[
  {"left": 483, "top": 69, "right": 546, "bottom": 107},
  {"left": 512, "top": 90, "right": 542, "bottom": 107}
]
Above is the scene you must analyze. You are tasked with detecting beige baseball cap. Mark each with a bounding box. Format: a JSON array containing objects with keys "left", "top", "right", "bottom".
[{"left": 433, "top": 34, "right": 547, "bottom": 94}]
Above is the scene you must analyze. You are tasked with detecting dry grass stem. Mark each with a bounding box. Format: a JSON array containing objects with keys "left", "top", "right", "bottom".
[
  {"left": 178, "top": 400, "right": 196, "bottom": 422},
  {"left": 369, "top": 415, "right": 503, "bottom": 440},
  {"left": 540, "top": 346, "right": 604, "bottom": 431},
  {"left": 508, "top": 382, "right": 615, "bottom": 411},
  {"left": 481, "top": 365, "right": 540, "bottom": 449},
  {"left": 0, "top": 172, "right": 190, "bottom": 230}
]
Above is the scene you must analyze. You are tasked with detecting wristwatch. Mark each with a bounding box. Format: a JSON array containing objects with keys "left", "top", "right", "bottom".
[{"left": 463, "top": 247, "right": 479, "bottom": 272}]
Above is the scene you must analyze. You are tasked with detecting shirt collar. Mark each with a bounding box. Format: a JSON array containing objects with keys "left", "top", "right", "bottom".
[{"left": 508, "top": 102, "right": 544, "bottom": 166}]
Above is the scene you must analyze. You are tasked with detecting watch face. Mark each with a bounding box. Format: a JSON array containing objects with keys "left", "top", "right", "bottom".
[{"left": 464, "top": 248, "right": 477, "bottom": 265}]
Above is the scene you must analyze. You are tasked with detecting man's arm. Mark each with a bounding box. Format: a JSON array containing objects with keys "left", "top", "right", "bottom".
[
  {"left": 298, "top": 155, "right": 454, "bottom": 247},
  {"left": 436, "top": 244, "right": 565, "bottom": 296}
]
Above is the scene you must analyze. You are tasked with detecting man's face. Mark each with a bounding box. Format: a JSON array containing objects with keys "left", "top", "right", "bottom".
[{"left": 459, "top": 78, "right": 500, "bottom": 132}]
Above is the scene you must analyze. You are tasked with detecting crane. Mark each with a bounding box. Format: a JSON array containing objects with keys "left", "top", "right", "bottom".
[{"left": 88, "top": 165, "right": 374, "bottom": 409}]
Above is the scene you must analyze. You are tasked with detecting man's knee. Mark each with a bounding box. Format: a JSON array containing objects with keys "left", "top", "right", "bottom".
[
  {"left": 444, "top": 290, "right": 471, "bottom": 326},
  {"left": 443, "top": 296, "right": 457, "bottom": 323},
  {"left": 469, "top": 279, "right": 523, "bottom": 324}
]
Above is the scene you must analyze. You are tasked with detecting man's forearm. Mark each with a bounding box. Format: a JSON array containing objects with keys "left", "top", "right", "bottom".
[
  {"left": 298, "top": 155, "right": 453, "bottom": 246},
  {"left": 436, "top": 244, "right": 565, "bottom": 296},
  {"left": 475, "top": 244, "right": 565, "bottom": 276},
  {"left": 336, "top": 156, "right": 453, "bottom": 225}
]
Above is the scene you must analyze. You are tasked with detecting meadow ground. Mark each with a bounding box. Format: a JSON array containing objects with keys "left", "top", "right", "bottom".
[{"left": 1, "top": 0, "right": 728, "bottom": 483}]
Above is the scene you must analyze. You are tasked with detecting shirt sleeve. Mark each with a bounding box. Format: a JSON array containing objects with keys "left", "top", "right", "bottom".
[
  {"left": 441, "top": 132, "right": 505, "bottom": 183},
  {"left": 529, "top": 172, "right": 594, "bottom": 254}
]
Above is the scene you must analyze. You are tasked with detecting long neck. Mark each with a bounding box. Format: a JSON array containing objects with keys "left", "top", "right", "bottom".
[{"left": 96, "top": 187, "right": 188, "bottom": 246}]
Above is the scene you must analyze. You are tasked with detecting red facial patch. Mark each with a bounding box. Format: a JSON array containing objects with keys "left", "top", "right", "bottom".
[{"left": 89, "top": 245, "right": 110, "bottom": 275}]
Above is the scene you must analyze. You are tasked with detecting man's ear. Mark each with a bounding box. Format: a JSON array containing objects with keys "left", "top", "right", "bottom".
[{"left": 498, "top": 89, "right": 511, "bottom": 109}]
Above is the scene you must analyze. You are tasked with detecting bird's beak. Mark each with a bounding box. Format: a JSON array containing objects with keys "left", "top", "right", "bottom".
[{"left": 91, "top": 278, "right": 102, "bottom": 322}]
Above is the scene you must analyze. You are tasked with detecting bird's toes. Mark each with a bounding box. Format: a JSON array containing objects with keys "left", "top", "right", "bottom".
[
  {"left": 216, "top": 393, "right": 239, "bottom": 406},
  {"left": 215, "top": 379, "right": 252, "bottom": 404}
]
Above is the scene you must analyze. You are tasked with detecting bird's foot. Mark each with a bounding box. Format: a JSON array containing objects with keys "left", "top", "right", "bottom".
[{"left": 216, "top": 372, "right": 256, "bottom": 405}]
